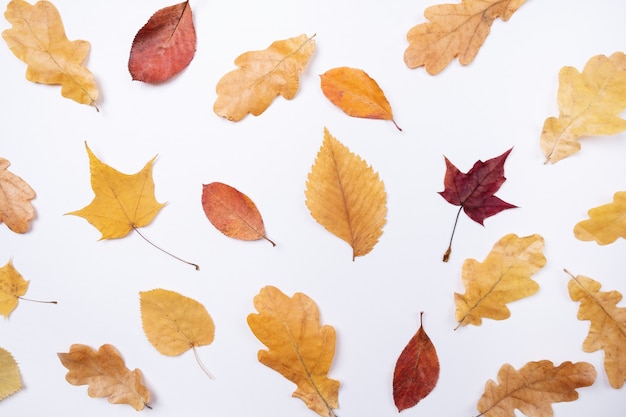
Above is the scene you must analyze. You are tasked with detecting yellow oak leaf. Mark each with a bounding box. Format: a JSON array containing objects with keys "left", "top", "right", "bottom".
[
  {"left": 476, "top": 360, "right": 596, "bottom": 417},
  {"left": 214, "top": 34, "right": 316, "bottom": 121},
  {"left": 574, "top": 191, "right": 626, "bottom": 245},
  {"left": 0, "top": 158, "right": 36, "bottom": 234},
  {"left": 57, "top": 344, "right": 151, "bottom": 410},
  {"left": 0, "top": 347, "right": 22, "bottom": 401},
  {"left": 2, "top": 0, "right": 99, "bottom": 109},
  {"left": 0, "top": 260, "right": 29, "bottom": 319},
  {"left": 541, "top": 52, "right": 626, "bottom": 163},
  {"left": 567, "top": 271, "right": 626, "bottom": 388},
  {"left": 248, "top": 286, "right": 339, "bottom": 417},
  {"left": 404, "top": 0, "right": 526, "bottom": 75},
  {"left": 454, "top": 233, "right": 546, "bottom": 328},
  {"left": 305, "top": 127, "right": 387, "bottom": 260}
]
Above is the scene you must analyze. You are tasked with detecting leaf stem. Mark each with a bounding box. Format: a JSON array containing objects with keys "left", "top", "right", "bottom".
[
  {"left": 443, "top": 206, "right": 463, "bottom": 262},
  {"left": 18, "top": 296, "right": 57, "bottom": 304},
  {"left": 132, "top": 227, "right": 200, "bottom": 270},
  {"left": 392, "top": 119, "right": 403, "bottom": 131},
  {"left": 192, "top": 345, "right": 214, "bottom": 380}
]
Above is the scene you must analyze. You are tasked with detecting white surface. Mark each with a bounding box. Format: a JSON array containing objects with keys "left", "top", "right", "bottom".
[{"left": 1, "top": 0, "right": 625, "bottom": 416}]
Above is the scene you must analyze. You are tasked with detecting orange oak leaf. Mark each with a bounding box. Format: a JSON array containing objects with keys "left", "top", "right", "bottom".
[
  {"left": 247, "top": 286, "right": 339, "bottom": 417},
  {"left": 2, "top": 0, "right": 99, "bottom": 109},
  {"left": 57, "top": 344, "right": 151, "bottom": 411},
  {"left": 541, "top": 52, "right": 626, "bottom": 163},
  {"left": 0, "top": 259, "right": 29, "bottom": 318},
  {"left": 567, "top": 271, "right": 626, "bottom": 388},
  {"left": 0, "top": 158, "right": 35, "bottom": 233},
  {"left": 214, "top": 34, "right": 316, "bottom": 121},
  {"left": 201, "top": 182, "right": 275, "bottom": 246},
  {"left": 320, "top": 67, "right": 401, "bottom": 130},
  {"left": 574, "top": 191, "right": 626, "bottom": 245},
  {"left": 0, "top": 347, "right": 22, "bottom": 401},
  {"left": 404, "top": 0, "right": 526, "bottom": 75},
  {"left": 455, "top": 233, "right": 546, "bottom": 329},
  {"left": 393, "top": 312, "right": 440, "bottom": 412},
  {"left": 305, "top": 127, "right": 387, "bottom": 260},
  {"left": 476, "top": 360, "right": 596, "bottom": 417},
  {"left": 128, "top": 1, "right": 196, "bottom": 83}
]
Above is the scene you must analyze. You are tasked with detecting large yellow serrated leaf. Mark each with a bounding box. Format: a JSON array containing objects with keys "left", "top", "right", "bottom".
[
  {"left": 573, "top": 191, "right": 626, "bottom": 245},
  {"left": 305, "top": 127, "right": 387, "bottom": 260},
  {"left": 0, "top": 259, "right": 29, "bottom": 319},
  {"left": 0, "top": 347, "right": 22, "bottom": 401}
]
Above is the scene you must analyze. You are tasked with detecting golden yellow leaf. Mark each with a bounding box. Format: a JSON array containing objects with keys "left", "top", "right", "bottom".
[
  {"left": 0, "top": 158, "right": 35, "bottom": 234},
  {"left": 0, "top": 347, "right": 22, "bottom": 401},
  {"left": 404, "top": 0, "right": 526, "bottom": 75},
  {"left": 567, "top": 271, "right": 626, "bottom": 388},
  {"left": 247, "top": 286, "right": 339, "bottom": 417},
  {"left": 454, "top": 233, "right": 546, "bottom": 328},
  {"left": 214, "top": 34, "right": 316, "bottom": 121},
  {"left": 57, "top": 344, "right": 151, "bottom": 410},
  {"left": 2, "top": 0, "right": 99, "bottom": 108},
  {"left": 574, "top": 191, "right": 626, "bottom": 245},
  {"left": 476, "top": 360, "right": 596, "bottom": 417},
  {"left": 0, "top": 260, "right": 29, "bottom": 319},
  {"left": 541, "top": 52, "right": 626, "bottom": 163},
  {"left": 305, "top": 127, "right": 387, "bottom": 260}
]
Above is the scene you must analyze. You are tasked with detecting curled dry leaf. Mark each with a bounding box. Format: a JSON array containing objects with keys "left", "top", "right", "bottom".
[
  {"left": 57, "top": 344, "right": 151, "bottom": 411},
  {"left": 214, "top": 34, "right": 316, "bottom": 121},
  {"left": 0, "top": 158, "right": 35, "bottom": 233},
  {"left": 0, "top": 347, "right": 22, "bottom": 401},
  {"left": 128, "top": 1, "right": 196, "bottom": 83},
  {"left": 2, "top": 0, "right": 99, "bottom": 108},
  {"left": 404, "top": 0, "right": 526, "bottom": 75},
  {"left": 247, "top": 286, "right": 339, "bottom": 417},
  {"left": 574, "top": 191, "right": 626, "bottom": 245},
  {"left": 0, "top": 259, "right": 29, "bottom": 318}
]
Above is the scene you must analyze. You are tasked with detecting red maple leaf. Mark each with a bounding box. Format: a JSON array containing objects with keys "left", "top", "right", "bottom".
[{"left": 439, "top": 148, "right": 517, "bottom": 262}]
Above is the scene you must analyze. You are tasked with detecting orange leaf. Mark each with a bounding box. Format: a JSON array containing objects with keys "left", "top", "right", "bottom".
[
  {"left": 574, "top": 191, "right": 626, "bottom": 245},
  {"left": 320, "top": 67, "right": 401, "bottom": 130},
  {"left": 0, "top": 158, "right": 35, "bottom": 234},
  {"left": 0, "top": 260, "right": 29, "bottom": 319}
]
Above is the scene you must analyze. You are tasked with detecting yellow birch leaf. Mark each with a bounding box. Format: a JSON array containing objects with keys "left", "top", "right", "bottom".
[
  {"left": 2, "top": 0, "right": 99, "bottom": 109},
  {"left": 305, "top": 127, "right": 387, "bottom": 260},
  {"left": 247, "top": 285, "right": 339, "bottom": 417},
  {"left": 541, "top": 52, "right": 626, "bottom": 163},
  {"left": 0, "top": 158, "right": 36, "bottom": 234},
  {"left": 0, "top": 347, "right": 22, "bottom": 401},
  {"left": 574, "top": 191, "right": 626, "bottom": 245},
  {"left": 454, "top": 233, "right": 546, "bottom": 328},
  {"left": 0, "top": 260, "right": 29, "bottom": 319},
  {"left": 214, "top": 34, "right": 316, "bottom": 121}
]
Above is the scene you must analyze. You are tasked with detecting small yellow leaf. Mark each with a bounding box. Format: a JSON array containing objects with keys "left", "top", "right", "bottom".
[
  {"left": 0, "top": 347, "right": 22, "bottom": 401},
  {"left": 0, "top": 260, "right": 29, "bottom": 318},
  {"left": 574, "top": 191, "right": 626, "bottom": 245},
  {"left": 0, "top": 158, "right": 36, "bottom": 234}
]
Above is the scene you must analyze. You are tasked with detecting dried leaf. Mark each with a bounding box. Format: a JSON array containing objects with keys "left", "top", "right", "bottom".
[
  {"left": 214, "top": 34, "right": 316, "bottom": 121},
  {"left": 128, "top": 1, "right": 196, "bottom": 83},
  {"left": 454, "top": 233, "right": 546, "bottom": 329},
  {"left": 476, "top": 360, "right": 596, "bottom": 417},
  {"left": 2, "top": 0, "right": 99, "bottom": 108},
  {"left": 567, "top": 271, "right": 626, "bottom": 388},
  {"left": 247, "top": 286, "right": 339, "bottom": 417},
  {"left": 57, "top": 344, "right": 151, "bottom": 411},
  {"left": 201, "top": 182, "right": 275, "bottom": 246},
  {"left": 320, "top": 67, "right": 401, "bottom": 130},
  {"left": 305, "top": 127, "right": 387, "bottom": 260},
  {"left": 574, "top": 191, "right": 626, "bottom": 245},
  {"left": 541, "top": 52, "right": 626, "bottom": 163},
  {"left": 0, "top": 158, "right": 35, "bottom": 233},
  {"left": 393, "top": 312, "right": 440, "bottom": 411},
  {"left": 404, "top": 0, "right": 526, "bottom": 75},
  {"left": 0, "top": 347, "right": 22, "bottom": 401},
  {"left": 0, "top": 259, "right": 29, "bottom": 318}
]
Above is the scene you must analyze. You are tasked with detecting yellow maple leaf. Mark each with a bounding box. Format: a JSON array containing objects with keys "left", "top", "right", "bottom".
[
  {"left": 0, "top": 347, "right": 22, "bottom": 401},
  {"left": 214, "top": 34, "right": 316, "bottom": 121},
  {"left": 454, "top": 233, "right": 546, "bottom": 328},
  {"left": 57, "top": 344, "right": 151, "bottom": 410},
  {"left": 2, "top": 0, "right": 99, "bottom": 109},
  {"left": 305, "top": 127, "right": 387, "bottom": 260},
  {"left": 247, "top": 286, "right": 339, "bottom": 417},
  {"left": 0, "top": 260, "right": 29, "bottom": 319},
  {"left": 541, "top": 52, "right": 626, "bottom": 163},
  {"left": 404, "top": 0, "right": 526, "bottom": 75},
  {"left": 0, "top": 158, "right": 36, "bottom": 233},
  {"left": 574, "top": 191, "right": 626, "bottom": 245},
  {"left": 567, "top": 271, "right": 626, "bottom": 388}
]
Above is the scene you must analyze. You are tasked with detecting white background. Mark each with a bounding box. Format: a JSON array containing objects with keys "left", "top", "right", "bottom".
[{"left": 1, "top": 0, "right": 626, "bottom": 416}]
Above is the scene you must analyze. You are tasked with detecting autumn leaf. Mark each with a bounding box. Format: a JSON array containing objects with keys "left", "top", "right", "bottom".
[
  {"left": 2, "top": 0, "right": 99, "bottom": 108},
  {"left": 0, "top": 259, "right": 29, "bottom": 318},
  {"left": 404, "top": 0, "right": 526, "bottom": 75},
  {"left": 439, "top": 148, "right": 516, "bottom": 262},
  {"left": 57, "top": 344, "right": 151, "bottom": 410},
  {"left": 566, "top": 271, "right": 626, "bottom": 388},
  {"left": 454, "top": 233, "right": 546, "bottom": 329},
  {"left": 476, "top": 360, "right": 596, "bottom": 417},
  {"left": 573, "top": 191, "right": 626, "bottom": 245},
  {"left": 214, "top": 33, "right": 316, "bottom": 121},
  {"left": 201, "top": 182, "right": 275, "bottom": 246},
  {"left": 128, "top": 1, "right": 196, "bottom": 83},
  {"left": 541, "top": 52, "right": 626, "bottom": 163},
  {"left": 393, "top": 312, "right": 440, "bottom": 412},
  {"left": 305, "top": 127, "right": 387, "bottom": 260},
  {"left": 0, "top": 347, "right": 22, "bottom": 401},
  {"left": 320, "top": 67, "right": 401, "bottom": 130},
  {"left": 247, "top": 286, "right": 339, "bottom": 417},
  {"left": 0, "top": 158, "right": 35, "bottom": 233}
]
